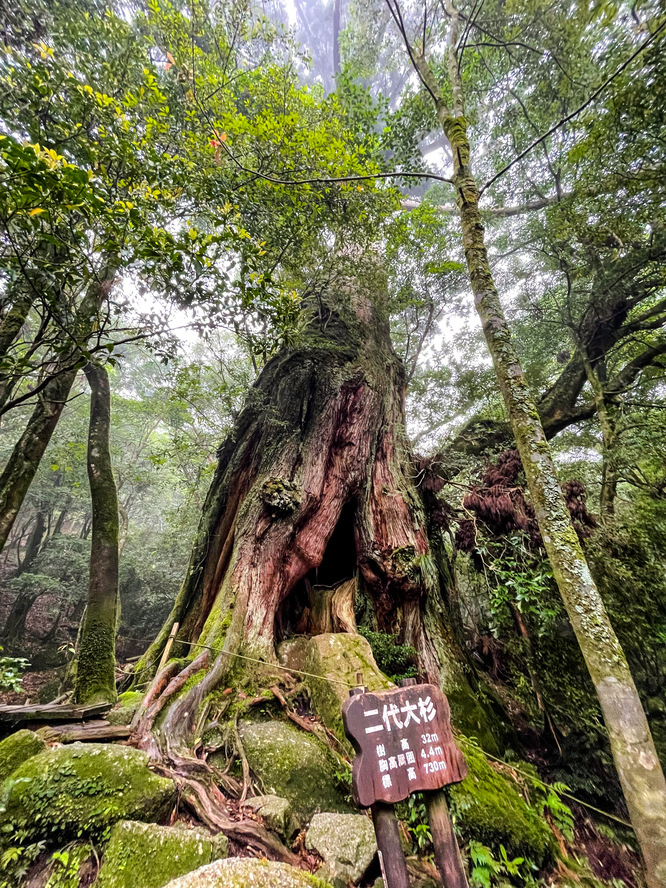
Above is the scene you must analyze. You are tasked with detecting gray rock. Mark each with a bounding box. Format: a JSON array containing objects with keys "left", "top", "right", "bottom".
[
  {"left": 162, "top": 858, "right": 332, "bottom": 887},
  {"left": 277, "top": 637, "right": 311, "bottom": 674},
  {"left": 96, "top": 820, "right": 228, "bottom": 888},
  {"left": 244, "top": 794, "right": 298, "bottom": 839},
  {"left": 237, "top": 720, "right": 352, "bottom": 825},
  {"left": 306, "top": 812, "right": 377, "bottom": 884},
  {"left": 107, "top": 690, "right": 144, "bottom": 726}
]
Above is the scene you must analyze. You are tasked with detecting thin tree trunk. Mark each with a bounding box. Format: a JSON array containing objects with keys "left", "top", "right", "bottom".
[
  {"left": 333, "top": 0, "right": 342, "bottom": 77},
  {"left": 406, "top": 11, "right": 666, "bottom": 883},
  {"left": 0, "top": 287, "right": 34, "bottom": 360},
  {"left": 0, "top": 268, "right": 116, "bottom": 554},
  {"left": 582, "top": 355, "right": 618, "bottom": 520},
  {"left": 1, "top": 589, "right": 43, "bottom": 644},
  {"left": 0, "top": 366, "right": 79, "bottom": 552},
  {"left": 14, "top": 509, "right": 47, "bottom": 576},
  {"left": 73, "top": 363, "right": 119, "bottom": 704}
]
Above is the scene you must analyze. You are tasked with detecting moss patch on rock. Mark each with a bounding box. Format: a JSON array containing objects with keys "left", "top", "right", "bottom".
[
  {"left": 448, "top": 741, "right": 555, "bottom": 865},
  {"left": 237, "top": 719, "right": 352, "bottom": 825},
  {"left": 0, "top": 730, "right": 46, "bottom": 784},
  {"left": 162, "top": 858, "right": 331, "bottom": 888},
  {"left": 106, "top": 691, "right": 144, "bottom": 726},
  {"left": 303, "top": 633, "right": 393, "bottom": 747},
  {"left": 0, "top": 742, "right": 176, "bottom": 847},
  {"left": 96, "top": 820, "right": 228, "bottom": 888}
]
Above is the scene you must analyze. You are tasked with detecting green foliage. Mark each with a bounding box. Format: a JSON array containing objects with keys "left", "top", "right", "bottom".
[
  {"left": 0, "top": 646, "right": 29, "bottom": 692},
  {"left": 468, "top": 841, "right": 534, "bottom": 888},
  {"left": 357, "top": 628, "right": 418, "bottom": 682},
  {"left": 398, "top": 793, "right": 433, "bottom": 855}
]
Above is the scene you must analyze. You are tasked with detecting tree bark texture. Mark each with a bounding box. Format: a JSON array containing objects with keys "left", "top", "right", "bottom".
[
  {"left": 0, "top": 287, "right": 34, "bottom": 361},
  {"left": 140, "top": 280, "right": 489, "bottom": 750},
  {"left": 0, "top": 269, "right": 116, "bottom": 554},
  {"left": 73, "top": 363, "right": 119, "bottom": 705},
  {"left": 410, "top": 29, "right": 666, "bottom": 887}
]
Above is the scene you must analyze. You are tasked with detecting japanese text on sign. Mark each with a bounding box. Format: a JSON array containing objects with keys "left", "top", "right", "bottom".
[{"left": 342, "top": 683, "right": 467, "bottom": 807}]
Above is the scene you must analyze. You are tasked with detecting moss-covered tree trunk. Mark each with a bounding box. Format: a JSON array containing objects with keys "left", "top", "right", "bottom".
[
  {"left": 73, "top": 362, "right": 119, "bottom": 704},
  {"left": 138, "top": 276, "right": 492, "bottom": 751},
  {"left": 409, "top": 13, "right": 666, "bottom": 885},
  {"left": 0, "top": 269, "right": 116, "bottom": 554},
  {"left": 0, "top": 287, "right": 34, "bottom": 361}
]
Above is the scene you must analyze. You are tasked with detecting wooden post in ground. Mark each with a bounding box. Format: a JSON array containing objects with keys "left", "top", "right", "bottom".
[
  {"left": 425, "top": 788, "right": 468, "bottom": 888},
  {"left": 371, "top": 802, "right": 410, "bottom": 888},
  {"left": 157, "top": 621, "right": 180, "bottom": 674}
]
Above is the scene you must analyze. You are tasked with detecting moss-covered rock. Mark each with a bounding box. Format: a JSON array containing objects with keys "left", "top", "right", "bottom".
[
  {"left": 0, "top": 743, "right": 176, "bottom": 847},
  {"left": 0, "top": 729, "right": 46, "bottom": 784},
  {"left": 162, "top": 858, "right": 331, "bottom": 888},
  {"left": 449, "top": 742, "right": 555, "bottom": 864},
  {"left": 238, "top": 720, "right": 352, "bottom": 825},
  {"left": 303, "top": 633, "right": 393, "bottom": 746},
  {"left": 96, "top": 820, "right": 228, "bottom": 888},
  {"left": 106, "top": 691, "right": 144, "bottom": 726}
]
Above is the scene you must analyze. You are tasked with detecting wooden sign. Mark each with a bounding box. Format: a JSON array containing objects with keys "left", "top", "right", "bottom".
[{"left": 342, "top": 682, "right": 467, "bottom": 808}]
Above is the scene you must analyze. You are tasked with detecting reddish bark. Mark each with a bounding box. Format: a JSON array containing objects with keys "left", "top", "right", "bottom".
[{"left": 140, "top": 284, "right": 481, "bottom": 749}]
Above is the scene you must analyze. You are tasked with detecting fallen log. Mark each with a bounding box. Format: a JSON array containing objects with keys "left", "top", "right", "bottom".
[
  {"left": 0, "top": 701, "right": 112, "bottom": 726},
  {"left": 37, "top": 720, "right": 131, "bottom": 743}
]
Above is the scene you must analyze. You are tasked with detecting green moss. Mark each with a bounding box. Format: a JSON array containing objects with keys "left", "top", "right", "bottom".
[
  {"left": 107, "top": 691, "right": 144, "bottom": 726},
  {"left": 96, "top": 820, "right": 228, "bottom": 888},
  {"left": 0, "top": 730, "right": 46, "bottom": 784},
  {"left": 303, "top": 633, "right": 393, "bottom": 747},
  {"left": 0, "top": 743, "right": 176, "bottom": 847},
  {"left": 75, "top": 618, "right": 117, "bottom": 705},
  {"left": 448, "top": 741, "right": 555, "bottom": 865}
]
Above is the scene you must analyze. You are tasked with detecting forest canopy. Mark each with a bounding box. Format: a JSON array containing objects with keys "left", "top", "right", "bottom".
[{"left": 0, "top": 0, "right": 665, "bottom": 887}]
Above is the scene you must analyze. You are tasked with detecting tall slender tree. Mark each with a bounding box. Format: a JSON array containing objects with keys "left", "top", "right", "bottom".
[{"left": 384, "top": 0, "right": 666, "bottom": 880}]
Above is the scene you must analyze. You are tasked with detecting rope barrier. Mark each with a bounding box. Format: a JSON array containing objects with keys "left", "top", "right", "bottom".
[{"left": 120, "top": 635, "right": 635, "bottom": 831}]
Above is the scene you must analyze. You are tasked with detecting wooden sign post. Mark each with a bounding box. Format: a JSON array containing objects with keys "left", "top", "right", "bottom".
[{"left": 342, "top": 677, "right": 469, "bottom": 888}]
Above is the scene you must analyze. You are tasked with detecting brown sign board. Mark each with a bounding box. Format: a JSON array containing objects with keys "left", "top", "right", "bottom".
[{"left": 342, "top": 683, "right": 468, "bottom": 808}]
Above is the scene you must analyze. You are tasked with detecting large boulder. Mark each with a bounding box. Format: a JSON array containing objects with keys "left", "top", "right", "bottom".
[
  {"left": 303, "top": 633, "right": 393, "bottom": 746},
  {"left": 238, "top": 719, "right": 352, "bottom": 825},
  {"left": 96, "top": 820, "right": 228, "bottom": 888},
  {"left": 0, "top": 729, "right": 46, "bottom": 783},
  {"left": 162, "top": 858, "right": 331, "bottom": 888},
  {"left": 306, "top": 813, "right": 377, "bottom": 886},
  {"left": 0, "top": 743, "right": 176, "bottom": 845},
  {"left": 449, "top": 742, "right": 555, "bottom": 864},
  {"left": 243, "top": 794, "right": 298, "bottom": 839}
]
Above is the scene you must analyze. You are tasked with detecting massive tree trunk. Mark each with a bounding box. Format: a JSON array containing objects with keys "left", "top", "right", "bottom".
[
  {"left": 408, "top": 9, "right": 666, "bottom": 885},
  {"left": 73, "top": 363, "right": 119, "bottom": 704},
  {"left": 138, "top": 277, "right": 493, "bottom": 752}
]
